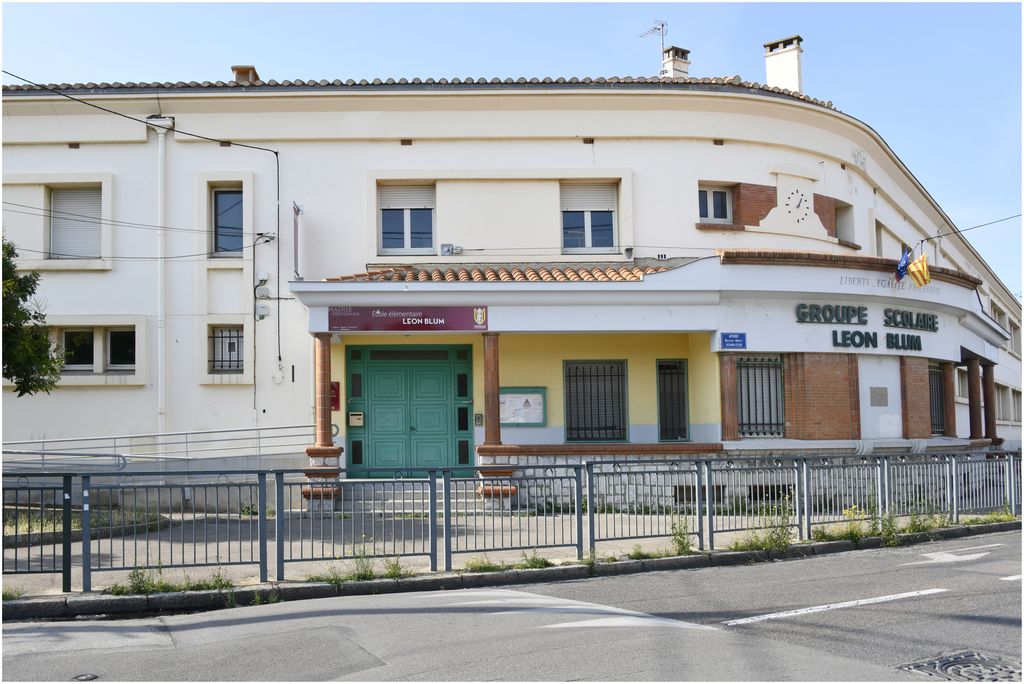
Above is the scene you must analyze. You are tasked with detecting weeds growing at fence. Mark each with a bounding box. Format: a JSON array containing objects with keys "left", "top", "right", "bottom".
[
  {"left": 729, "top": 498, "right": 793, "bottom": 552},
  {"left": 3, "top": 586, "right": 25, "bottom": 600},
  {"left": 626, "top": 544, "right": 659, "bottom": 560},
  {"left": 961, "top": 510, "right": 1017, "bottom": 525},
  {"left": 383, "top": 557, "right": 413, "bottom": 579},
  {"left": 108, "top": 566, "right": 232, "bottom": 595},
  {"left": 239, "top": 504, "right": 276, "bottom": 518},
  {"left": 514, "top": 550, "right": 554, "bottom": 569},
  {"left": 306, "top": 566, "right": 348, "bottom": 587},
  {"left": 463, "top": 555, "right": 510, "bottom": 573},
  {"left": 670, "top": 518, "right": 693, "bottom": 555},
  {"left": 351, "top": 545, "right": 376, "bottom": 581}
]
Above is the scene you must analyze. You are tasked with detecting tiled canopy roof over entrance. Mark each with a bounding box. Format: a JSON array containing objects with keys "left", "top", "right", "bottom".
[{"left": 324, "top": 264, "right": 668, "bottom": 283}]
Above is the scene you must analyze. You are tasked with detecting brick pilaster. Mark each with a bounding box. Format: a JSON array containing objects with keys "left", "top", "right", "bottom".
[
  {"left": 967, "top": 358, "right": 983, "bottom": 439},
  {"left": 719, "top": 353, "right": 738, "bottom": 440},
  {"left": 899, "top": 356, "right": 931, "bottom": 439},
  {"left": 304, "top": 333, "right": 341, "bottom": 503}
]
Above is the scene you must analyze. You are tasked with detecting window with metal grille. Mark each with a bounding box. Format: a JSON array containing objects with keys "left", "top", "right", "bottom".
[
  {"left": 928, "top": 365, "right": 945, "bottom": 434},
  {"left": 736, "top": 356, "right": 784, "bottom": 437},
  {"left": 209, "top": 326, "right": 243, "bottom": 373},
  {"left": 657, "top": 360, "right": 688, "bottom": 440},
  {"left": 564, "top": 361, "right": 627, "bottom": 441}
]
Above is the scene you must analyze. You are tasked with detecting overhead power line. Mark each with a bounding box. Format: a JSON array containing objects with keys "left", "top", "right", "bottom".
[
  {"left": 3, "top": 201, "right": 258, "bottom": 236},
  {"left": 11, "top": 236, "right": 273, "bottom": 262}
]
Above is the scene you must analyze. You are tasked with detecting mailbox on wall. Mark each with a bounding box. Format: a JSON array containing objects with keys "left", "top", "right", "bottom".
[{"left": 330, "top": 381, "right": 340, "bottom": 411}]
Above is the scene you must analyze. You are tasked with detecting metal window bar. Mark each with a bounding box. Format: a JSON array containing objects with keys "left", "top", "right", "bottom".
[
  {"left": 737, "top": 356, "right": 785, "bottom": 437},
  {"left": 929, "top": 368, "right": 946, "bottom": 435},
  {"left": 565, "top": 362, "right": 627, "bottom": 441},
  {"left": 657, "top": 362, "right": 689, "bottom": 440},
  {"left": 209, "top": 327, "right": 244, "bottom": 373}
]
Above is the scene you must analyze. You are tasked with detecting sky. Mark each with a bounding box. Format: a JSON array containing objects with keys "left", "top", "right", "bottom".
[{"left": 2, "top": 2, "right": 1020, "bottom": 296}]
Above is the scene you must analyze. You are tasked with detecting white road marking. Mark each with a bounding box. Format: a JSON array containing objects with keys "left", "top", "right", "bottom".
[
  {"left": 542, "top": 616, "right": 715, "bottom": 630},
  {"left": 443, "top": 589, "right": 715, "bottom": 630},
  {"left": 955, "top": 543, "right": 1004, "bottom": 552},
  {"left": 722, "top": 588, "right": 947, "bottom": 627},
  {"left": 999, "top": 575, "right": 1022, "bottom": 581},
  {"left": 900, "top": 551, "right": 991, "bottom": 565}
]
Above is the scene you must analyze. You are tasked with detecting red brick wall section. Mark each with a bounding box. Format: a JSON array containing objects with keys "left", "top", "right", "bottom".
[
  {"left": 783, "top": 353, "right": 861, "bottom": 440},
  {"left": 899, "top": 356, "right": 931, "bottom": 439},
  {"left": 813, "top": 194, "right": 837, "bottom": 238},
  {"left": 733, "top": 183, "right": 776, "bottom": 227}
]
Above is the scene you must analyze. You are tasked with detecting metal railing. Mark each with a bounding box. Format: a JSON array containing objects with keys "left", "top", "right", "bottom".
[
  {"left": 2, "top": 451, "right": 1019, "bottom": 593},
  {"left": 2, "top": 424, "right": 314, "bottom": 470}
]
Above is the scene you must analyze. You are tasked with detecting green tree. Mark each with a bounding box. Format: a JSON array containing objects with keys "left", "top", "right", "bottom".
[{"left": 2, "top": 237, "right": 63, "bottom": 395}]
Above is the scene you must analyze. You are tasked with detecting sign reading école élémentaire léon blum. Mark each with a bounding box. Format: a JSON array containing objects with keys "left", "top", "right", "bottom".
[{"left": 328, "top": 306, "right": 488, "bottom": 332}]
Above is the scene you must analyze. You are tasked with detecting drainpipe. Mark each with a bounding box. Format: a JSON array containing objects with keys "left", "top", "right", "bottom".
[{"left": 147, "top": 116, "right": 174, "bottom": 436}]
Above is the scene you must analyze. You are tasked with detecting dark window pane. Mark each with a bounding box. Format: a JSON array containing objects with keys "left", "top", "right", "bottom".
[
  {"left": 351, "top": 373, "right": 362, "bottom": 398},
  {"left": 351, "top": 440, "right": 363, "bottom": 465},
  {"left": 458, "top": 440, "right": 470, "bottom": 465},
  {"left": 369, "top": 349, "right": 448, "bottom": 361},
  {"left": 381, "top": 209, "right": 405, "bottom": 249},
  {"left": 458, "top": 406, "right": 469, "bottom": 432},
  {"left": 455, "top": 349, "right": 468, "bottom": 361},
  {"left": 657, "top": 360, "right": 688, "bottom": 440},
  {"left": 410, "top": 209, "right": 433, "bottom": 248},
  {"left": 350, "top": 349, "right": 362, "bottom": 360},
  {"left": 591, "top": 211, "right": 614, "bottom": 248},
  {"left": 63, "top": 331, "right": 93, "bottom": 367},
  {"left": 108, "top": 330, "right": 135, "bottom": 367},
  {"left": 698, "top": 190, "right": 708, "bottom": 219},
  {"left": 562, "top": 211, "right": 585, "bottom": 248},
  {"left": 457, "top": 373, "right": 469, "bottom": 398},
  {"left": 713, "top": 190, "right": 728, "bottom": 219},
  {"left": 214, "top": 190, "right": 243, "bottom": 253}
]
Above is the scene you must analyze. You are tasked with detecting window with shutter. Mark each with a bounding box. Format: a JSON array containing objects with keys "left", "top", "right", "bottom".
[
  {"left": 50, "top": 187, "right": 101, "bottom": 258},
  {"left": 560, "top": 183, "right": 617, "bottom": 252},
  {"left": 378, "top": 185, "right": 435, "bottom": 254}
]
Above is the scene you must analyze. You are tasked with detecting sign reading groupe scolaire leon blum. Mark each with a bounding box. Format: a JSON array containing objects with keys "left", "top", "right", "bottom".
[
  {"left": 328, "top": 306, "right": 488, "bottom": 332},
  {"left": 720, "top": 332, "right": 747, "bottom": 349}
]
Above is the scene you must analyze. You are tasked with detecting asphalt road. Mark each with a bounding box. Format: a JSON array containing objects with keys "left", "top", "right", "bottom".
[{"left": 3, "top": 531, "right": 1020, "bottom": 681}]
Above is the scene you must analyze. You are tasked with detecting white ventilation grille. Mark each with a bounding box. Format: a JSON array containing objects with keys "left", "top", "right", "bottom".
[
  {"left": 378, "top": 185, "right": 435, "bottom": 209},
  {"left": 560, "top": 183, "right": 617, "bottom": 211},
  {"left": 50, "top": 187, "right": 101, "bottom": 258}
]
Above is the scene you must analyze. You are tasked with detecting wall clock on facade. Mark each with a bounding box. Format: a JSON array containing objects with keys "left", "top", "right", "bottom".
[{"left": 784, "top": 189, "right": 812, "bottom": 223}]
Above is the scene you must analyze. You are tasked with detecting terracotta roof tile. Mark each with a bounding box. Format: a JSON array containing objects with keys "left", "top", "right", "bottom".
[
  {"left": 2, "top": 77, "right": 836, "bottom": 110},
  {"left": 322, "top": 262, "right": 667, "bottom": 284}
]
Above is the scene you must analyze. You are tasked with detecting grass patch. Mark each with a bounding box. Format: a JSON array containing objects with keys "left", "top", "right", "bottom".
[
  {"left": 306, "top": 565, "right": 349, "bottom": 587},
  {"left": 463, "top": 556, "right": 510, "bottom": 573},
  {"left": 108, "top": 567, "right": 232, "bottom": 595},
  {"left": 962, "top": 510, "right": 1018, "bottom": 525},
  {"left": 3, "top": 586, "right": 25, "bottom": 600},
  {"left": 514, "top": 550, "right": 554, "bottom": 569},
  {"left": 729, "top": 499, "right": 793, "bottom": 552},
  {"left": 626, "top": 544, "right": 659, "bottom": 560},
  {"left": 901, "top": 511, "right": 950, "bottom": 535},
  {"left": 670, "top": 518, "right": 693, "bottom": 555},
  {"left": 3, "top": 507, "right": 161, "bottom": 535},
  {"left": 382, "top": 557, "right": 413, "bottom": 579}
]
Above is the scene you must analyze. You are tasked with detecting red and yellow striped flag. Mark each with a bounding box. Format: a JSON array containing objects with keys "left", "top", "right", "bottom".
[{"left": 907, "top": 253, "right": 930, "bottom": 287}]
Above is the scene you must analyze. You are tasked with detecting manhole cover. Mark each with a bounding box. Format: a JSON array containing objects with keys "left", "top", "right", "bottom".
[{"left": 899, "top": 651, "right": 1022, "bottom": 682}]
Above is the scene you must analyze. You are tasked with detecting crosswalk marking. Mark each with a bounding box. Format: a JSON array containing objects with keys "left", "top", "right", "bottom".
[{"left": 722, "top": 588, "right": 947, "bottom": 627}]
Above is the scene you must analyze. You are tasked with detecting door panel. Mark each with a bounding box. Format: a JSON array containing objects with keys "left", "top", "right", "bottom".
[
  {"left": 370, "top": 405, "right": 406, "bottom": 434},
  {"left": 370, "top": 370, "right": 407, "bottom": 400},
  {"left": 412, "top": 405, "right": 448, "bottom": 433},
  {"left": 371, "top": 439, "right": 405, "bottom": 468},
  {"left": 410, "top": 438, "right": 448, "bottom": 467}
]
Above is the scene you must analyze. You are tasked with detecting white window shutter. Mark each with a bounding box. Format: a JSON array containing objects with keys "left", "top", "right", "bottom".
[
  {"left": 378, "top": 185, "right": 435, "bottom": 209},
  {"left": 50, "top": 188, "right": 101, "bottom": 258},
  {"left": 560, "top": 183, "right": 617, "bottom": 211}
]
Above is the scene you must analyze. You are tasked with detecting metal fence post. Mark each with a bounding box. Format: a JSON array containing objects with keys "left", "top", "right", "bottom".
[
  {"left": 694, "top": 460, "right": 704, "bottom": 551},
  {"left": 62, "top": 475, "right": 73, "bottom": 593},
  {"left": 794, "top": 460, "right": 804, "bottom": 541},
  {"left": 574, "top": 465, "right": 584, "bottom": 560},
  {"left": 81, "top": 475, "right": 91, "bottom": 593},
  {"left": 1013, "top": 453, "right": 1021, "bottom": 516},
  {"left": 585, "top": 462, "right": 596, "bottom": 557},
  {"left": 428, "top": 469, "right": 438, "bottom": 572},
  {"left": 1004, "top": 454, "right": 1014, "bottom": 514},
  {"left": 704, "top": 461, "right": 715, "bottom": 551},
  {"left": 257, "top": 473, "right": 268, "bottom": 583},
  {"left": 944, "top": 455, "right": 954, "bottom": 520},
  {"left": 882, "top": 456, "right": 891, "bottom": 515},
  {"left": 442, "top": 469, "right": 453, "bottom": 572},
  {"left": 946, "top": 454, "right": 954, "bottom": 524},
  {"left": 275, "top": 472, "right": 285, "bottom": 581},
  {"left": 802, "top": 459, "right": 812, "bottom": 540}
]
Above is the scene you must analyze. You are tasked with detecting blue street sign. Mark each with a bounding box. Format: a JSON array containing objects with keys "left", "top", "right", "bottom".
[{"left": 720, "top": 332, "right": 747, "bottom": 349}]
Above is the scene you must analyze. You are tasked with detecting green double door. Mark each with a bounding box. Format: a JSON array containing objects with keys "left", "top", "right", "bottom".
[{"left": 346, "top": 346, "right": 473, "bottom": 473}]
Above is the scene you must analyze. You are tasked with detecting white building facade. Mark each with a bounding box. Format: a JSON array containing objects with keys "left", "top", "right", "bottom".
[{"left": 3, "top": 40, "right": 1020, "bottom": 476}]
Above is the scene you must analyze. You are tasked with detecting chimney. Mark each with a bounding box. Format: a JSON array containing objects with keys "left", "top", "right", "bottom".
[
  {"left": 660, "top": 46, "right": 690, "bottom": 78},
  {"left": 763, "top": 35, "right": 803, "bottom": 92},
  {"left": 231, "top": 65, "right": 260, "bottom": 83}
]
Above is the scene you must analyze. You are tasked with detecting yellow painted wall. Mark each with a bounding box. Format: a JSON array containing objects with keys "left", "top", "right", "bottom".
[{"left": 331, "top": 332, "right": 719, "bottom": 438}]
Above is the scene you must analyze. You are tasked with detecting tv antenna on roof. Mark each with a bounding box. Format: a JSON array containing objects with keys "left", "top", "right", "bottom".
[{"left": 640, "top": 20, "right": 668, "bottom": 54}]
